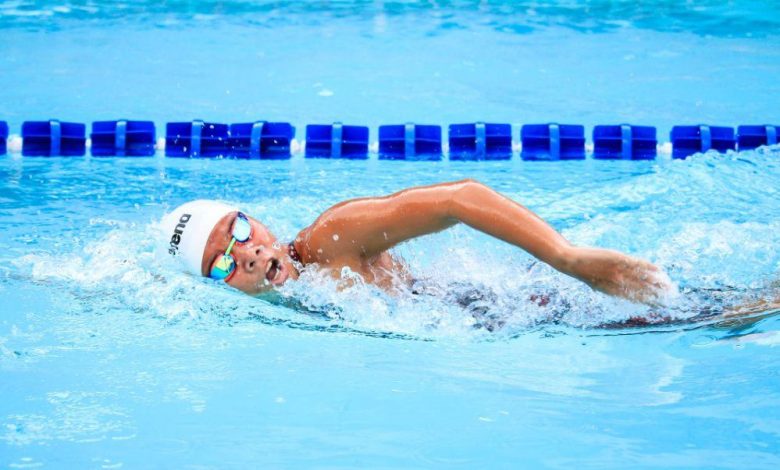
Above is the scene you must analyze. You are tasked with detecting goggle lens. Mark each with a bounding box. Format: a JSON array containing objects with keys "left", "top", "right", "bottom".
[
  {"left": 233, "top": 213, "right": 252, "bottom": 242},
  {"left": 209, "top": 212, "right": 252, "bottom": 282},
  {"left": 210, "top": 254, "right": 236, "bottom": 281}
]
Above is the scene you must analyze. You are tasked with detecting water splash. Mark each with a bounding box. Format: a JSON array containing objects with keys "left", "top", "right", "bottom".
[{"left": 7, "top": 149, "right": 779, "bottom": 340}]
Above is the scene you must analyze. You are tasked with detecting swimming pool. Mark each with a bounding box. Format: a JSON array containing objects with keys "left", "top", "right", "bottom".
[{"left": 1, "top": 1, "right": 780, "bottom": 468}]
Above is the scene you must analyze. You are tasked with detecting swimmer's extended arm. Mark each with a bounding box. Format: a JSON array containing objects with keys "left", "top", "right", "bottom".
[{"left": 300, "top": 179, "right": 674, "bottom": 304}]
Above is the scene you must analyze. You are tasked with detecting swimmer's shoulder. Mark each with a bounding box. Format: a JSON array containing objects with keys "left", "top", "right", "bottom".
[{"left": 292, "top": 199, "right": 377, "bottom": 265}]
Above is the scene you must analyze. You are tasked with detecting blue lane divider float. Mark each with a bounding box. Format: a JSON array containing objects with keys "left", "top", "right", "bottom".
[
  {"left": 228, "top": 121, "right": 295, "bottom": 159},
  {"left": 737, "top": 125, "right": 778, "bottom": 151},
  {"left": 448, "top": 122, "right": 512, "bottom": 160},
  {"left": 378, "top": 123, "right": 442, "bottom": 160},
  {"left": 22, "top": 120, "right": 86, "bottom": 157},
  {"left": 90, "top": 120, "right": 156, "bottom": 157},
  {"left": 166, "top": 120, "right": 229, "bottom": 158},
  {"left": 305, "top": 122, "right": 369, "bottom": 159},
  {"left": 4, "top": 120, "right": 777, "bottom": 160},
  {"left": 670, "top": 125, "right": 736, "bottom": 159},
  {"left": 593, "top": 124, "right": 657, "bottom": 160},
  {"left": 0, "top": 121, "right": 7, "bottom": 155},
  {"left": 521, "top": 123, "right": 585, "bottom": 161}
]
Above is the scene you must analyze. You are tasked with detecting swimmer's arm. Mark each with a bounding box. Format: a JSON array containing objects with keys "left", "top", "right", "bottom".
[
  {"left": 443, "top": 180, "right": 675, "bottom": 305},
  {"left": 299, "top": 180, "right": 464, "bottom": 263},
  {"left": 302, "top": 179, "right": 672, "bottom": 304},
  {"left": 307, "top": 179, "right": 576, "bottom": 267}
]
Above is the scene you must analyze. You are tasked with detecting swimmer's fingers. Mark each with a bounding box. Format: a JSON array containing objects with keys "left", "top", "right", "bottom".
[
  {"left": 625, "top": 264, "right": 678, "bottom": 307},
  {"left": 566, "top": 247, "right": 677, "bottom": 306}
]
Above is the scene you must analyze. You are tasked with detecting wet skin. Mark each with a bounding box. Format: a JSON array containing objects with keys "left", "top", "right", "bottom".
[
  {"left": 201, "top": 211, "right": 411, "bottom": 295},
  {"left": 201, "top": 179, "right": 675, "bottom": 304},
  {"left": 201, "top": 212, "right": 299, "bottom": 294}
]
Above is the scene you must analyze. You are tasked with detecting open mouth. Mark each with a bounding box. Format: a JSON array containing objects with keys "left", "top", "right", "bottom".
[{"left": 265, "top": 258, "right": 281, "bottom": 283}]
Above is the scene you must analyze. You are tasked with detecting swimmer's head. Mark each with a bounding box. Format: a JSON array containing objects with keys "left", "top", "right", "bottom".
[{"left": 161, "top": 200, "right": 298, "bottom": 294}]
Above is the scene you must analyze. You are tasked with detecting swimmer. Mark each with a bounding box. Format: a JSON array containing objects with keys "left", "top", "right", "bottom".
[{"left": 162, "top": 179, "right": 676, "bottom": 306}]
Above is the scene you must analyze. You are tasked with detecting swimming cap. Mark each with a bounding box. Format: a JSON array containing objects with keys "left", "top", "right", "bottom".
[{"left": 161, "top": 200, "right": 238, "bottom": 276}]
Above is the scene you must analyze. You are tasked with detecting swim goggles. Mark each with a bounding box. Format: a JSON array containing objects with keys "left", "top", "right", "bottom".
[{"left": 209, "top": 212, "right": 252, "bottom": 281}]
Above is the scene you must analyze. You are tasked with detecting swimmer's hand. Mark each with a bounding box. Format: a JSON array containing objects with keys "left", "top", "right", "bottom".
[{"left": 564, "top": 247, "right": 677, "bottom": 306}]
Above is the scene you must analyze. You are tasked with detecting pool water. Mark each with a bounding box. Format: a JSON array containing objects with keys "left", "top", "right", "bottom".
[{"left": 2, "top": 1, "right": 780, "bottom": 468}]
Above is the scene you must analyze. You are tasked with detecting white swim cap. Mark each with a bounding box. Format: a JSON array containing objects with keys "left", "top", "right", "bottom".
[{"left": 161, "top": 200, "right": 238, "bottom": 275}]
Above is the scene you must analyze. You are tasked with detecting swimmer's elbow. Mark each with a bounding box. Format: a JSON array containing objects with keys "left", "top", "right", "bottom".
[
  {"left": 453, "top": 178, "right": 482, "bottom": 191},
  {"left": 446, "top": 178, "right": 489, "bottom": 219}
]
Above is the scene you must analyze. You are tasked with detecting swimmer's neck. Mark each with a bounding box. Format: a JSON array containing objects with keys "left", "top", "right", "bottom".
[{"left": 288, "top": 240, "right": 302, "bottom": 265}]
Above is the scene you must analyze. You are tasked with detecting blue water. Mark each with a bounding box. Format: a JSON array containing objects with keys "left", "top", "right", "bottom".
[{"left": 2, "top": 1, "right": 780, "bottom": 468}]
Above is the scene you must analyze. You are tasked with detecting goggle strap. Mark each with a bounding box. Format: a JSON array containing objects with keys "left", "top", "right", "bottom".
[{"left": 225, "top": 237, "right": 237, "bottom": 256}]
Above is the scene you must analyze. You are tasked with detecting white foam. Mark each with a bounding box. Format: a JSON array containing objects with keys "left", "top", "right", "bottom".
[{"left": 14, "top": 150, "right": 780, "bottom": 337}]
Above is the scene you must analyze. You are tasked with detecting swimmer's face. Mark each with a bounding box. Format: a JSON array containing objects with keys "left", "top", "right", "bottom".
[{"left": 201, "top": 211, "right": 298, "bottom": 295}]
